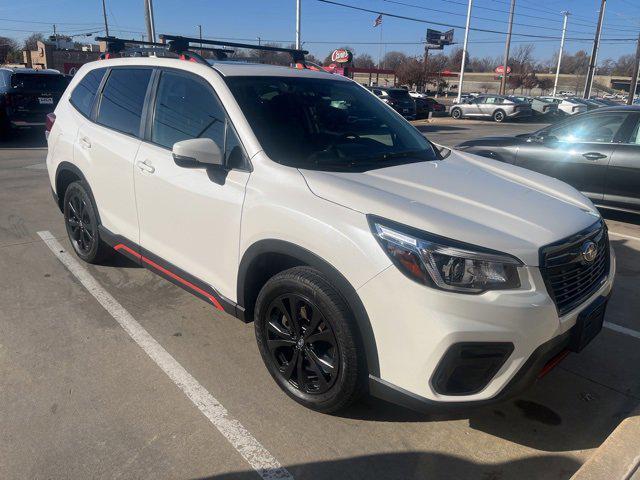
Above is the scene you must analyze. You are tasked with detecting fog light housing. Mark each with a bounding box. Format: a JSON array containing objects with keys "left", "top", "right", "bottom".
[{"left": 432, "top": 342, "right": 514, "bottom": 395}]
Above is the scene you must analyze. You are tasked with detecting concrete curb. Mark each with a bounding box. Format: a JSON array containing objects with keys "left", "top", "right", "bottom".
[{"left": 571, "top": 405, "right": 640, "bottom": 480}]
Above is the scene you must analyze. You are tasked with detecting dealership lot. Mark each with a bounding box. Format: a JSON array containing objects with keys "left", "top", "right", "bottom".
[{"left": 1, "top": 123, "right": 640, "bottom": 480}]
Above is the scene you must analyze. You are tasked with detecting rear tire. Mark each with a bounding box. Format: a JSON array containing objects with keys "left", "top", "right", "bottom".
[
  {"left": 493, "top": 109, "right": 506, "bottom": 123},
  {"left": 451, "top": 107, "right": 462, "bottom": 120},
  {"left": 254, "top": 266, "right": 366, "bottom": 413},
  {"left": 63, "top": 180, "right": 113, "bottom": 264}
]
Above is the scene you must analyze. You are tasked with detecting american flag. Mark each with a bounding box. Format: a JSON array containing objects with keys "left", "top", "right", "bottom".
[{"left": 373, "top": 14, "right": 383, "bottom": 27}]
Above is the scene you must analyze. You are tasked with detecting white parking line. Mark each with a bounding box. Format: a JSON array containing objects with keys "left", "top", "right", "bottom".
[
  {"left": 604, "top": 322, "right": 640, "bottom": 340},
  {"left": 609, "top": 231, "right": 640, "bottom": 243},
  {"left": 37, "top": 231, "right": 293, "bottom": 480}
]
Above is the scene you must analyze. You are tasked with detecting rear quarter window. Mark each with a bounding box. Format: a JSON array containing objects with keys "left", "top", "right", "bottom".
[{"left": 70, "top": 68, "right": 107, "bottom": 118}]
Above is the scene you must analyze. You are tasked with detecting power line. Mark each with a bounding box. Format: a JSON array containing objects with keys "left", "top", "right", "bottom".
[
  {"left": 315, "top": 0, "right": 635, "bottom": 42},
  {"left": 383, "top": 0, "right": 595, "bottom": 35}
]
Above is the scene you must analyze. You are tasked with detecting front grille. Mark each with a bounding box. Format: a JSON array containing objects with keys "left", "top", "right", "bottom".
[{"left": 540, "top": 221, "right": 610, "bottom": 316}]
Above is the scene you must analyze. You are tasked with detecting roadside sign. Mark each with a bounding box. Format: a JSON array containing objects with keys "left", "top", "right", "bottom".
[
  {"left": 331, "top": 49, "right": 353, "bottom": 63},
  {"left": 495, "top": 65, "right": 511, "bottom": 75}
]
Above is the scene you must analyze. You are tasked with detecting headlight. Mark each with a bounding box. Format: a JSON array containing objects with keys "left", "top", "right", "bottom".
[{"left": 369, "top": 217, "right": 522, "bottom": 293}]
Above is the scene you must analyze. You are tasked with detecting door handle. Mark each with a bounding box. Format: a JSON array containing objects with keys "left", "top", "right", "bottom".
[
  {"left": 582, "top": 152, "right": 607, "bottom": 161},
  {"left": 79, "top": 137, "right": 91, "bottom": 149},
  {"left": 136, "top": 160, "right": 155, "bottom": 174}
]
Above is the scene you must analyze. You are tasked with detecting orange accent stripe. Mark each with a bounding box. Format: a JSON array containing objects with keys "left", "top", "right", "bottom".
[
  {"left": 114, "top": 243, "right": 224, "bottom": 311},
  {"left": 537, "top": 349, "right": 570, "bottom": 379}
]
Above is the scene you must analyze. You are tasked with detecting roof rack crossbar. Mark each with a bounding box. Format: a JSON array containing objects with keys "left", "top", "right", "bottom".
[
  {"left": 95, "top": 34, "right": 311, "bottom": 66},
  {"left": 95, "top": 36, "right": 230, "bottom": 62},
  {"left": 159, "top": 34, "right": 309, "bottom": 64}
]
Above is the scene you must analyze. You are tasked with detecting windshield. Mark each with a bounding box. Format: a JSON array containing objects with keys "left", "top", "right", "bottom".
[
  {"left": 225, "top": 76, "right": 437, "bottom": 171},
  {"left": 11, "top": 73, "right": 68, "bottom": 92}
]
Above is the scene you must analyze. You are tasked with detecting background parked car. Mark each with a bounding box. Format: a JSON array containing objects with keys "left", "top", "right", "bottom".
[
  {"left": 366, "top": 86, "right": 416, "bottom": 119},
  {"left": 512, "top": 96, "right": 559, "bottom": 117},
  {"left": 449, "top": 95, "right": 532, "bottom": 122},
  {"left": 0, "top": 68, "right": 69, "bottom": 137},
  {"left": 538, "top": 96, "right": 588, "bottom": 116},
  {"left": 456, "top": 106, "right": 640, "bottom": 213}
]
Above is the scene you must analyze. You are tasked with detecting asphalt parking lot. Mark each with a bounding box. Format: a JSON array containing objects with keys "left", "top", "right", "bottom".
[{"left": 1, "top": 122, "right": 640, "bottom": 480}]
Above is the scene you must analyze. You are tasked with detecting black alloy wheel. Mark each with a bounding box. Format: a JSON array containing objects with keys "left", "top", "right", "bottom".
[
  {"left": 265, "top": 293, "right": 339, "bottom": 394},
  {"left": 63, "top": 181, "right": 112, "bottom": 264},
  {"left": 255, "top": 266, "right": 366, "bottom": 413},
  {"left": 66, "top": 189, "right": 96, "bottom": 256}
]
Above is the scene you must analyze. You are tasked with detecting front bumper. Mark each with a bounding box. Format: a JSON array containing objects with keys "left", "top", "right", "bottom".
[
  {"left": 506, "top": 109, "right": 533, "bottom": 118},
  {"left": 357, "top": 247, "right": 615, "bottom": 406}
]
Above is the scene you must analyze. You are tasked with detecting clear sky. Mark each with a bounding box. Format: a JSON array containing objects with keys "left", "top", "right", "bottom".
[{"left": 1, "top": 0, "right": 639, "bottom": 65}]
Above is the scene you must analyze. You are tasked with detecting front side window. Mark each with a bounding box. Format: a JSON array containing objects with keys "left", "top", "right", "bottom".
[
  {"left": 225, "top": 76, "right": 437, "bottom": 171},
  {"left": 151, "top": 71, "right": 226, "bottom": 150},
  {"left": 547, "top": 113, "right": 629, "bottom": 143},
  {"left": 97, "top": 68, "right": 152, "bottom": 136},
  {"left": 70, "top": 68, "right": 107, "bottom": 118}
]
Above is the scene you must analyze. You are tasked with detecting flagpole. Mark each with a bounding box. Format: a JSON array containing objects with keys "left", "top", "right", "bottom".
[{"left": 378, "top": 22, "right": 383, "bottom": 69}]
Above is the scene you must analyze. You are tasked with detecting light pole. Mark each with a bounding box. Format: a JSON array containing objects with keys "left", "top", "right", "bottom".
[
  {"left": 295, "top": 0, "right": 302, "bottom": 50},
  {"left": 552, "top": 11, "right": 569, "bottom": 97},
  {"left": 456, "top": 0, "right": 473, "bottom": 103},
  {"left": 499, "top": 0, "right": 515, "bottom": 95},
  {"left": 144, "top": 0, "right": 156, "bottom": 43},
  {"left": 584, "top": 0, "right": 606, "bottom": 99}
]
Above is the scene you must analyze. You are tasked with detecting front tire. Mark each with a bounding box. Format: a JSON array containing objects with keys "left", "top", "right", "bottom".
[
  {"left": 451, "top": 107, "right": 463, "bottom": 120},
  {"left": 63, "top": 181, "right": 113, "bottom": 264},
  {"left": 254, "top": 267, "right": 366, "bottom": 413}
]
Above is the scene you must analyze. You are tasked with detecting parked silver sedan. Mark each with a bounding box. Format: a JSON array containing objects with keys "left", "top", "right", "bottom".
[{"left": 450, "top": 95, "right": 532, "bottom": 122}]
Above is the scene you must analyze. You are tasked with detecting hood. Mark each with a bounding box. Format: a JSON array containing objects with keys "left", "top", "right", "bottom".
[{"left": 299, "top": 151, "right": 601, "bottom": 266}]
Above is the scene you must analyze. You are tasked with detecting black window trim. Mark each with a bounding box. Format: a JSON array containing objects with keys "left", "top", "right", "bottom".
[
  {"left": 143, "top": 66, "right": 252, "bottom": 172},
  {"left": 68, "top": 67, "right": 109, "bottom": 121},
  {"left": 93, "top": 65, "right": 155, "bottom": 140}
]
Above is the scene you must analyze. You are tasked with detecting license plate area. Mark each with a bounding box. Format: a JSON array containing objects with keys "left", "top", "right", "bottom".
[
  {"left": 38, "top": 97, "right": 53, "bottom": 105},
  {"left": 569, "top": 296, "right": 608, "bottom": 352}
]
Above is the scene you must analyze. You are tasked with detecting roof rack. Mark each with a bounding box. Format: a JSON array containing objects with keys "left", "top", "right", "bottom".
[
  {"left": 159, "top": 34, "right": 309, "bottom": 65},
  {"left": 95, "top": 35, "right": 311, "bottom": 67},
  {"left": 95, "top": 36, "right": 232, "bottom": 63}
]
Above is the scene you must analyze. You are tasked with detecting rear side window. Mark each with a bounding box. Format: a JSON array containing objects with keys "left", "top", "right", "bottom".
[
  {"left": 97, "top": 68, "right": 152, "bottom": 137},
  {"left": 151, "top": 70, "right": 225, "bottom": 149},
  {"left": 70, "top": 68, "right": 107, "bottom": 118}
]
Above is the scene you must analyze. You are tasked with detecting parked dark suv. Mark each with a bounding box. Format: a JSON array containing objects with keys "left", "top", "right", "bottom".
[
  {"left": 0, "top": 68, "right": 69, "bottom": 137},
  {"left": 366, "top": 86, "right": 416, "bottom": 119}
]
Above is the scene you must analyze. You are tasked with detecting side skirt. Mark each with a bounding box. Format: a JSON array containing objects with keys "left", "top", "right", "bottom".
[{"left": 98, "top": 226, "right": 247, "bottom": 322}]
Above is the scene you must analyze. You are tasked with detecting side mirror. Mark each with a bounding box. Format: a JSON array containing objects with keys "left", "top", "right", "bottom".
[{"left": 172, "top": 138, "right": 223, "bottom": 167}]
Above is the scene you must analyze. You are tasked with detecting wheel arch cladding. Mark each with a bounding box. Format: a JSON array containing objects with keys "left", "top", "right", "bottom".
[
  {"left": 55, "top": 162, "right": 101, "bottom": 223},
  {"left": 237, "top": 239, "right": 380, "bottom": 377}
]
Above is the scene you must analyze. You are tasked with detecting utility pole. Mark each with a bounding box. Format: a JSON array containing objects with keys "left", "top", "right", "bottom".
[
  {"left": 499, "top": 0, "right": 516, "bottom": 95},
  {"left": 456, "top": 0, "right": 473, "bottom": 103},
  {"left": 552, "top": 11, "right": 569, "bottom": 97},
  {"left": 628, "top": 33, "right": 640, "bottom": 105},
  {"left": 197, "top": 24, "right": 202, "bottom": 55},
  {"left": 144, "top": 0, "right": 156, "bottom": 43},
  {"left": 257, "top": 36, "right": 261, "bottom": 46},
  {"left": 101, "top": 0, "right": 110, "bottom": 37},
  {"left": 423, "top": 39, "right": 429, "bottom": 93},
  {"left": 53, "top": 24, "right": 59, "bottom": 49},
  {"left": 295, "top": 0, "right": 302, "bottom": 50},
  {"left": 584, "top": 0, "right": 606, "bottom": 99}
]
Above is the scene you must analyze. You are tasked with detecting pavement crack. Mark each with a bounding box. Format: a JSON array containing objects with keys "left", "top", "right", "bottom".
[{"left": 557, "top": 365, "right": 640, "bottom": 401}]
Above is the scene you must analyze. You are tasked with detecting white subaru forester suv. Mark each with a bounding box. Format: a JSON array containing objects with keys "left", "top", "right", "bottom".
[{"left": 46, "top": 55, "right": 615, "bottom": 414}]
